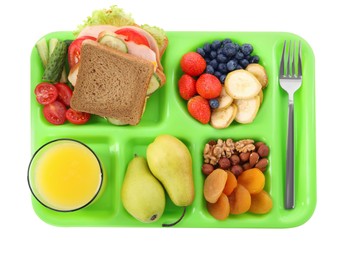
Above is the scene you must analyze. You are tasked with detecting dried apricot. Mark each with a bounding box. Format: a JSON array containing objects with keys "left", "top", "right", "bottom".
[
  {"left": 223, "top": 170, "right": 237, "bottom": 196},
  {"left": 229, "top": 184, "right": 251, "bottom": 215},
  {"left": 237, "top": 168, "right": 265, "bottom": 194},
  {"left": 204, "top": 169, "right": 228, "bottom": 203},
  {"left": 249, "top": 190, "right": 273, "bottom": 214},
  {"left": 207, "top": 193, "right": 230, "bottom": 220}
]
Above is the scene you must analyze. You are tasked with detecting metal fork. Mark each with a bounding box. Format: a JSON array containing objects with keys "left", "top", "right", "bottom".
[{"left": 279, "top": 40, "right": 302, "bottom": 209}]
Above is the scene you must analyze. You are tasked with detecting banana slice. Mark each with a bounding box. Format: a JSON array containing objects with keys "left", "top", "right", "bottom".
[
  {"left": 234, "top": 96, "right": 260, "bottom": 124},
  {"left": 246, "top": 64, "right": 268, "bottom": 89},
  {"left": 216, "top": 87, "right": 233, "bottom": 110},
  {"left": 258, "top": 90, "right": 263, "bottom": 104},
  {"left": 225, "top": 70, "right": 262, "bottom": 99},
  {"left": 210, "top": 104, "right": 237, "bottom": 129}
]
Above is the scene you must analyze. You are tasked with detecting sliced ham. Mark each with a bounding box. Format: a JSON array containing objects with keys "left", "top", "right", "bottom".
[
  {"left": 126, "top": 41, "right": 157, "bottom": 70},
  {"left": 77, "top": 25, "right": 120, "bottom": 38}
]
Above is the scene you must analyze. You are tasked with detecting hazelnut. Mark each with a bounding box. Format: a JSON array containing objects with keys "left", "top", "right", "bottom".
[
  {"left": 208, "top": 140, "right": 217, "bottom": 146},
  {"left": 242, "top": 162, "right": 252, "bottom": 170},
  {"left": 230, "top": 154, "right": 240, "bottom": 166},
  {"left": 255, "top": 141, "right": 265, "bottom": 149},
  {"left": 218, "top": 157, "right": 231, "bottom": 170},
  {"left": 239, "top": 152, "right": 250, "bottom": 162},
  {"left": 258, "top": 144, "right": 269, "bottom": 157},
  {"left": 249, "top": 152, "right": 260, "bottom": 167},
  {"left": 202, "top": 163, "right": 214, "bottom": 175},
  {"left": 255, "top": 158, "right": 268, "bottom": 172},
  {"left": 231, "top": 165, "right": 243, "bottom": 176}
]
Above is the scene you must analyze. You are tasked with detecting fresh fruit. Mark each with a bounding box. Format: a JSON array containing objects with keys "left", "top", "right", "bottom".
[
  {"left": 228, "top": 184, "right": 251, "bottom": 215},
  {"left": 68, "top": 36, "right": 97, "bottom": 68},
  {"left": 196, "top": 73, "right": 222, "bottom": 99},
  {"left": 187, "top": 96, "right": 211, "bottom": 124},
  {"left": 237, "top": 168, "right": 265, "bottom": 194},
  {"left": 66, "top": 108, "right": 90, "bottom": 125},
  {"left": 146, "top": 135, "right": 194, "bottom": 226},
  {"left": 209, "top": 99, "right": 219, "bottom": 109},
  {"left": 207, "top": 193, "right": 230, "bottom": 220},
  {"left": 43, "top": 100, "right": 67, "bottom": 125},
  {"left": 54, "top": 83, "right": 73, "bottom": 106},
  {"left": 203, "top": 169, "right": 228, "bottom": 203},
  {"left": 115, "top": 27, "right": 150, "bottom": 47},
  {"left": 216, "top": 87, "right": 233, "bottom": 110},
  {"left": 210, "top": 104, "right": 237, "bottom": 129},
  {"left": 249, "top": 190, "right": 273, "bottom": 214},
  {"left": 121, "top": 156, "right": 165, "bottom": 223},
  {"left": 225, "top": 70, "right": 262, "bottom": 99},
  {"left": 234, "top": 96, "right": 260, "bottom": 124},
  {"left": 34, "top": 82, "right": 58, "bottom": 105},
  {"left": 223, "top": 171, "right": 238, "bottom": 196},
  {"left": 178, "top": 74, "right": 197, "bottom": 100},
  {"left": 246, "top": 63, "right": 268, "bottom": 88},
  {"left": 180, "top": 52, "right": 206, "bottom": 76}
]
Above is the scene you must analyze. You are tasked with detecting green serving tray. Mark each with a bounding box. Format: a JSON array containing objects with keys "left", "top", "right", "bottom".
[{"left": 30, "top": 31, "right": 316, "bottom": 228}]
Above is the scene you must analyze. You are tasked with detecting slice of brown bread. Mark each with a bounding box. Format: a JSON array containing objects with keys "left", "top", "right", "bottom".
[{"left": 70, "top": 40, "right": 154, "bottom": 125}]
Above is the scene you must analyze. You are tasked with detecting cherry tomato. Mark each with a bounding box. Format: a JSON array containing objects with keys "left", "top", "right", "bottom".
[
  {"left": 115, "top": 28, "right": 150, "bottom": 47},
  {"left": 68, "top": 36, "right": 96, "bottom": 68},
  {"left": 43, "top": 100, "right": 67, "bottom": 125},
  {"left": 66, "top": 108, "right": 90, "bottom": 125},
  {"left": 54, "top": 83, "right": 73, "bottom": 106},
  {"left": 34, "top": 82, "right": 58, "bottom": 105}
]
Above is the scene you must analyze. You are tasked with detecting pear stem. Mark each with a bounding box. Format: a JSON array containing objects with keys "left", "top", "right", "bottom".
[{"left": 162, "top": 207, "right": 186, "bottom": 227}]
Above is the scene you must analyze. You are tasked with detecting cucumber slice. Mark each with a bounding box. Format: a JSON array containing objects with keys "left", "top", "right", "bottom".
[
  {"left": 146, "top": 73, "right": 161, "bottom": 95},
  {"left": 36, "top": 37, "right": 49, "bottom": 68},
  {"left": 98, "top": 31, "right": 128, "bottom": 53},
  {"left": 49, "top": 38, "right": 59, "bottom": 56},
  {"left": 107, "top": 117, "right": 128, "bottom": 125}
]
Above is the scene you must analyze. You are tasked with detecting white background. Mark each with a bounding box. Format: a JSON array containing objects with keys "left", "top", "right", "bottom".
[{"left": 1, "top": 0, "right": 345, "bottom": 259}]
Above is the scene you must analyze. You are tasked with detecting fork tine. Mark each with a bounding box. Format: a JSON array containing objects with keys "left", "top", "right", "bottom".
[
  {"left": 280, "top": 40, "right": 286, "bottom": 76},
  {"left": 292, "top": 41, "right": 296, "bottom": 77},
  {"left": 297, "top": 41, "right": 302, "bottom": 77},
  {"left": 287, "top": 40, "right": 291, "bottom": 77}
]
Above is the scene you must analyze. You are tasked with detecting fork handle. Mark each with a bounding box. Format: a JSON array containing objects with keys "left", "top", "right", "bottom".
[{"left": 285, "top": 102, "right": 295, "bottom": 209}]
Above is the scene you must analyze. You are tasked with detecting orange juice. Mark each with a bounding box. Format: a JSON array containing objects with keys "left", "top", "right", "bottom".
[{"left": 28, "top": 139, "right": 103, "bottom": 211}]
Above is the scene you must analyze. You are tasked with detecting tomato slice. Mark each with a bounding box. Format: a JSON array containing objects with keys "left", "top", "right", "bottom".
[
  {"left": 66, "top": 108, "right": 90, "bottom": 125},
  {"left": 34, "top": 82, "right": 58, "bottom": 105},
  {"left": 54, "top": 83, "right": 73, "bottom": 106},
  {"left": 43, "top": 101, "right": 67, "bottom": 125},
  {"left": 68, "top": 36, "right": 96, "bottom": 68},
  {"left": 115, "top": 28, "right": 150, "bottom": 47}
]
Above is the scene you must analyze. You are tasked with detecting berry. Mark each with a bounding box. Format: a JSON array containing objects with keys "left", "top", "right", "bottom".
[
  {"left": 209, "top": 59, "right": 218, "bottom": 69},
  {"left": 178, "top": 74, "right": 197, "bottom": 100},
  {"left": 211, "top": 40, "right": 222, "bottom": 50},
  {"left": 209, "top": 98, "right": 219, "bottom": 109},
  {"left": 241, "top": 44, "right": 253, "bottom": 55},
  {"left": 240, "top": 58, "right": 250, "bottom": 68},
  {"left": 206, "top": 65, "right": 215, "bottom": 74},
  {"left": 187, "top": 96, "right": 211, "bottom": 124},
  {"left": 235, "top": 51, "right": 244, "bottom": 60},
  {"left": 217, "top": 54, "right": 228, "bottom": 63},
  {"left": 219, "top": 74, "right": 226, "bottom": 84},
  {"left": 218, "top": 63, "right": 227, "bottom": 74},
  {"left": 196, "top": 48, "right": 205, "bottom": 57},
  {"left": 227, "top": 59, "right": 238, "bottom": 71},
  {"left": 180, "top": 52, "right": 206, "bottom": 77},
  {"left": 249, "top": 55, "right": 260, "bottom": 63},
  {"left": 203, "top": 43, "right": 211, "bottom": 53},
  {"left": 196, "top": 73, "right": 222, "bottom": 99}
]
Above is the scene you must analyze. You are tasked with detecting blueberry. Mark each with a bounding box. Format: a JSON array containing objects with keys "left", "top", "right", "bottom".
[
  {"left": 240, "top": 58, "right": 250, "bottom": 68},
  {"left": 209, "top": 99, "right": 219, "bottom": 109},
  {"left": 206, "top": 65, "right": 214, "bottom": 74},
  {"left": 241, "top": 44, "right": 253, "bottom": 55},
  {"left": 196, "top": 48, "right": 205, "bottom": 57},
  {"left": 249, "top": 55, "right": 260, "bottom": 63},
  {"left": 205, "top": 57, "right": 211, "bottom": 63},
  {"left": 222, "top": 38, "right": 232, "bottom": 45},
  {"left": 236, "top": 65, "right": 243, "bottom": 70},
  {"left": 211, "top": 40, "right": 222, "bottom": 50},
  {"left": 210, "top": 50, "right": 217, "bottom": 59},
  {"left": 222, "top": 43, "right": 237, "bottom": 57},
  {"left": 203, "top": 43, "right": 211, "bottom": 53},
  {"left": 219, "top": 74, "right": 226, "bottom": 84},
  {"left": 217, "top": 53, "right": 228, "bottom": 63},
  {"left": 235, "top": 51, "right": 244, "bottom": 60},
  {"left": 214, "top": 71, "right": 222, "bottom": 78},
  {"left": 209, "top": 59, "right": 218, "bottom": 69},
  {"left": 218, "top": 63, "right": 228, "bottom": 74},
  {"left": 227, "top": 59, "right": 238, "bottom": 71}
]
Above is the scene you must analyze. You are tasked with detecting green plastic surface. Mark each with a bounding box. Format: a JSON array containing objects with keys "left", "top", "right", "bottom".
[{"left": 30, "top": 31, "right": 316, "bottom": 228}]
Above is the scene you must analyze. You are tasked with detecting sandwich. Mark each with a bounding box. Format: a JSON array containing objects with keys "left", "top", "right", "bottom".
[{"left": 68, "top": 5, "right": 168, "bottom": 125}]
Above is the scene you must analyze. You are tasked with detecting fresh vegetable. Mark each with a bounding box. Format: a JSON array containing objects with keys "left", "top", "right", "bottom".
[
  {"left": 34, "top": 82, "right": 58, "bottom": 105},
  {"left": 54, "top": 83, "right": 73, "bottom": 106},
  {"left": 36, "top": 37, "right": 49, "bottom": 68},
  {"left": 49, "top": 38, "right": 68, "bottom": 83},
  {"left": 66, "top": 108, "right": 90, "bottom": 124},
  {"left": 42, "top": 40, "right": 68, "bottom": 83},
  {"left": 68, "top": 36, "right": 96, "bottom": 68},
  {"left": 147, "top": 74, "right": 161, "bottom": 95},
  {"left": 115, "top": 28, "right": 150, "bottom": 47},
  {"left": 97, "top": 31, "right": 127, "bottom": 53},
  {"left": 140, "top": 24, "right": 167, "bottom": 55},
  {"left": 43, "top": 100, "right": 67, "bottom": 125}
]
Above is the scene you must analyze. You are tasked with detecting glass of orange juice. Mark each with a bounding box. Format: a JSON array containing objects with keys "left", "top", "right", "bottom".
[{"left": 28, "top": 139, "right": 105, "bottom": 212}]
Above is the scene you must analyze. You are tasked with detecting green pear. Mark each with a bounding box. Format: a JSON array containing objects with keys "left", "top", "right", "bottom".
[
  {"left": 121, "top": 156, "right": 165, "bottom": 223},
  {"left": 147, "top": 135, "right": 195, "bottom": 207}
]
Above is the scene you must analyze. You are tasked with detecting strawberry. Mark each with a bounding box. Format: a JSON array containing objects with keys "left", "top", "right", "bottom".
[
  {"left": 187, "top": 96, "right": 211, "bottom": 124},
  {"left": 178, "top": 74, "right": 197, "bottom": 100},
  {"left": 196, "top": 73, "right": 222, "bottom": 99},
  {"left": 180, "top": 52, "right": 206, "bottom": 77}
]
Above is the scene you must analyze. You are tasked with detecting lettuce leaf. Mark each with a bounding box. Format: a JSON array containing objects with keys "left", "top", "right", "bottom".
[
  {"left": 141, "top": 24, "right": 167, "bottom": 53},
  {"left": 74, "top": 5, "right": 135, "bottom": 36}
]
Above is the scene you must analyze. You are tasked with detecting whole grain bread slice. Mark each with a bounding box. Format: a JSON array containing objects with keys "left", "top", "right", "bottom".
[{"left": 70, "top": 40, "right": 154, "bottom": 125}]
